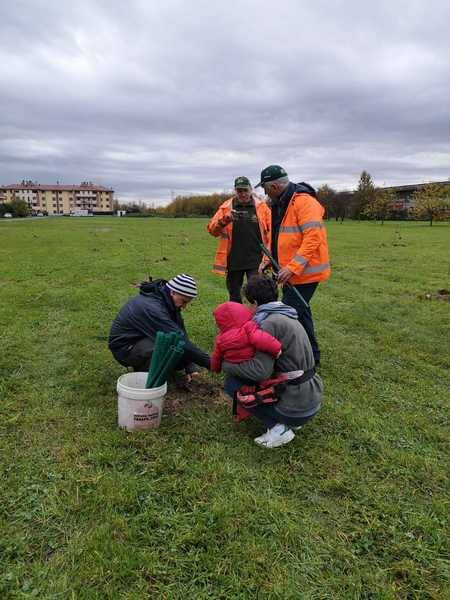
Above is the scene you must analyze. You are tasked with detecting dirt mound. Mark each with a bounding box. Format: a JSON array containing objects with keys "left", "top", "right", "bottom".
[{"left": 164, "top": 377, "right": 228, "bottom": 416}]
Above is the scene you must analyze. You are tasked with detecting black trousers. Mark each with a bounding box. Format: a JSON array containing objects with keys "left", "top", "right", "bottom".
[
  {"left": 282, "top": 283, "right": 320, "bottom": 365},
  {"left": 226, "top": 269, "right": 258, "bottom": 303},
  {"left": 118, "top": 337, "right": 194, "bottom": 373}
]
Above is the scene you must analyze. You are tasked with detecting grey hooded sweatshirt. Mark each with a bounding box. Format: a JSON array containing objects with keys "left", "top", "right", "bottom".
[{"left": 223, "top": 312, "right": 323, "bottom": 419}]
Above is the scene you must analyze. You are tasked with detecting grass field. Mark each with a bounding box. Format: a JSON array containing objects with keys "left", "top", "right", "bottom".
[{"left": 0, "top": 217, "right": 449, "bottom": 599}]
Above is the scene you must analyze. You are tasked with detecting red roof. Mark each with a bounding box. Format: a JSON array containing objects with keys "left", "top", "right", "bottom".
[{"left": 0, "top": 183, "right": 113, "bottom": 192}]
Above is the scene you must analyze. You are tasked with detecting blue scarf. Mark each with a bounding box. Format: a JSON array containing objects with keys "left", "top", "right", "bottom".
[{"left": 253, "top": 301, "right": 298, "bottom": 325}]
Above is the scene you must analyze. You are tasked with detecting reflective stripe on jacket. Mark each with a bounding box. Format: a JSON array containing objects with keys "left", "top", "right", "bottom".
[
  {"left": 207, "top": 195, "right": 271, "bottom": 275},
  {"left": 277, "top": 192, "right": 330, "bottom": 285}
]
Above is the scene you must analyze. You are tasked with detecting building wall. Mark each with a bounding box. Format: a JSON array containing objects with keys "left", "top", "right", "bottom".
[{"left": 0, "top": 185, "right": 114, "bottom": 214}]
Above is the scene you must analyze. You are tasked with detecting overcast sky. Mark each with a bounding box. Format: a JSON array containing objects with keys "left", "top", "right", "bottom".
[{"left": 1, "top": 0, "right": 449, "bottom": 204}]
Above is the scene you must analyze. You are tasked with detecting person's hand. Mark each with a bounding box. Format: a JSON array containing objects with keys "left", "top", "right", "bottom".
[
  {"left": 277, "top": 267, "right": 294, "bottom": 285},
  {"left": 258, "top": 260, "right": 270, "bottom": 274},
  {"left": 219, "top": 213, "right": 233, "bottom": 227},
  {"left": 186, "top": 371, "right": 200, "bottom": 382}
]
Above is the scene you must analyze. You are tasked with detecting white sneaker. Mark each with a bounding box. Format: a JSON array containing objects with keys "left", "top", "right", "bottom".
[{"left": 254, "top": 423, "right": 295, "bottom": 448}]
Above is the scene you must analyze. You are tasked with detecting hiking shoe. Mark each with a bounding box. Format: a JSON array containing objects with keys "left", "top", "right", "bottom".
[{"left": 254, "top": 423, "right": 295, "bottom": 448}]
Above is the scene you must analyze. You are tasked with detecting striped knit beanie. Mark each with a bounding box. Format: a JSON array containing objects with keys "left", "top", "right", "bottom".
[{"left": 166, "top": 273, "right": 198, "bottom": 298}]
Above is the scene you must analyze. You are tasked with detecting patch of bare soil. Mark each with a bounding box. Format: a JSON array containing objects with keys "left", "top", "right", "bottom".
[
  {"left": 164, "top": 377, "right": 228, "bottom": 416},
  {"left": 419, "top": 289, "right": 450, "bottom": 301}
]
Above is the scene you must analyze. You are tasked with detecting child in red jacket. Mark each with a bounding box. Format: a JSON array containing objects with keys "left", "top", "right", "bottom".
[{"left": 211, "top": 301, "right": 282, "bottom": 373}]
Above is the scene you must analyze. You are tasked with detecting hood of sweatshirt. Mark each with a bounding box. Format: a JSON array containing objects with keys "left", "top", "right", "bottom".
[
  {"left": 253, "top": 301, "right": 298, "bottom": 325},
  {"left": 139, "top": 279, "right": 167, "bottom": 297},
  {"left": 213, "top": 301, "right": 253, "bottom": 332},
  {"left": 293, "top": 181, "right": 317, "bottom": 197},
  {"left": 138, "top": 279, "right": 181, "bottom": 325},
  {"left": 275, "top": 181, "right": 316, "bottom": 207}
]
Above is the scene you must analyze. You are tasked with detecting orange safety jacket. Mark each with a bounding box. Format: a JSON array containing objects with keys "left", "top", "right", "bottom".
[
  {"left": 274, "top": 191, "right": 330, "bottom": 285},
  {"left": 207, "top": 195, "right": 271, "bottom": 275}
]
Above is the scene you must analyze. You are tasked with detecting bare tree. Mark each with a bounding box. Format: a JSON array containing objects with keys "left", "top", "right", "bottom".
[
  {"left": 333, "top": 191, "right": 352, "bottom": 222},
  {"left": 317, "top": 184, "right": 336, "bottom": 219}
]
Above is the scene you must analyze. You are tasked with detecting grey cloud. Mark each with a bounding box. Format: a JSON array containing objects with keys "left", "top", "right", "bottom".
[{"left": 1, "top": 0, "right": 449, "bottom": 203}]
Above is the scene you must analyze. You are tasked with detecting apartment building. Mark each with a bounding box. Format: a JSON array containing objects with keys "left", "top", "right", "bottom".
[{"left": 0, "top": 181, "right": 114, "bottom": 215}]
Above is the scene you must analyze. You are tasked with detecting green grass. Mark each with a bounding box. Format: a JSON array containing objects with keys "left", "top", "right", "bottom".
[{"left": 0, "top": 217, "right": 449, "bottom": 599}]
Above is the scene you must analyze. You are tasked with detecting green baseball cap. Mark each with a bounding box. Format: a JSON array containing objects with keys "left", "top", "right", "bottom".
[
  {"left": 255, "top": 165, "right": 288, "bottom": 187},
  {"left": 234, "top": 176, "right": 251, "bottom": 189}
]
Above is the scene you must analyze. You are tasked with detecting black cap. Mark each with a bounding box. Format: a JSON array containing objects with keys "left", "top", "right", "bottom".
[
  {"left": 234, "top": 176, "right": 251, "bottom": 189},
  {"left": 255, "top": 165, "right": 288, "bottom": 188}
]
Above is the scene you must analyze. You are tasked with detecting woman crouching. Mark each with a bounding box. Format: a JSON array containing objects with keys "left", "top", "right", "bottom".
[{"left": 222, "top": 274, "right": 323, "bottom": 449}]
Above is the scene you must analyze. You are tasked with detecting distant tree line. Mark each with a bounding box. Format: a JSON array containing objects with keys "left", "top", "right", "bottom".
[
  {"left": 114, "top": 193, "right": 230, "bottom": 218},
  {"left": 5, "top": 172, "right": 447, "bottom": 223},
  {"left": 163, "top": 193, "right": 229, "bottom": 217},
  {"left": 318, "top": 171, "right": 449, "bottom": 224},
  {"left": 113, "top": 200, "right": 161, "bottom": 217},
  {"left": 156, "top": 172, "right": 449, "bottom": 223}
]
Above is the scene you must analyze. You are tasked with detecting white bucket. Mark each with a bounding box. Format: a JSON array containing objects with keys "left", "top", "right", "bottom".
[{"left": 117, "top": 372, "right": 167, "bottom": 431}]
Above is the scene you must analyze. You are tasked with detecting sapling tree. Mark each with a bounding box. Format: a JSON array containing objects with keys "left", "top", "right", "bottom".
[
  {"left": 353, "top": 171, "right": 376, "bottom": 219},
  {"left": 364, "top": 188, "right": 395, "bottom": 225},
  {"left": 412, "top": 183, "right": 450, "bottom": 226}
]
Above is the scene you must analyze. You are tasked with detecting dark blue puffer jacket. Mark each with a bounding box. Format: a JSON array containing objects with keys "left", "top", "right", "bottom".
[{"left": 108, "top": 279, "right": 210, "bottom": 368}]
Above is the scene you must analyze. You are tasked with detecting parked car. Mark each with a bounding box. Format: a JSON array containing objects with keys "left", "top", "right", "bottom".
[{"left": 3, "top": 212, "right": 12, "bottom": 218}]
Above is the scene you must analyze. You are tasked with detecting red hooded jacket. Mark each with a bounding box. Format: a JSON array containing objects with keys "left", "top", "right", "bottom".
[{"left": 211, "top": 302, "right": 282, "bottom": 372}]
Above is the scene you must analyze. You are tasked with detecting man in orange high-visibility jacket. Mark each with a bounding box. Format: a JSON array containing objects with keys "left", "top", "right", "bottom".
[
  {"left": 256, "top": 165, "right": 330, "bottom": 365},
  {"left": 207, "top": 176, "right": 271, "bottom": 303}
]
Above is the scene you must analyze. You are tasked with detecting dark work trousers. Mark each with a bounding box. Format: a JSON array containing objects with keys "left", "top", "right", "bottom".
[
  {"left": 226, "top": 269, "right": 258, "bottom": 303},
  {"left": 119, "top": 337, "right": 194, "bottom": 373},
  {"left": 282, "top": 282, "right": 320, "bottom": 365}
]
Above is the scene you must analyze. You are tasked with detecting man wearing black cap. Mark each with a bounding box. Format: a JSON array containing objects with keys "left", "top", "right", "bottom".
[
  {"left": 108, "top": 274, "right": 211, "bottom": 374},
  {"left": 207, "top": 176, "right": 271, "bottom": 303},
  {"left": 256, "top": 165, "right": 331, "bottom": 365}
]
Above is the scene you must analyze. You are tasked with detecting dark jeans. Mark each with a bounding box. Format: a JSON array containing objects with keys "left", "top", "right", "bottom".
[
  {"left": 224, "top": 376, "right": 317, "bottom": 429},
  {"left": 226, "top": 269, "right": 258, "bottom": 303},
  {"left": 118, "top": 337, "right": 194, "bottom": 373},
  {"left": 282, "top": 283, "right": 320, "bottom": 365}
]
